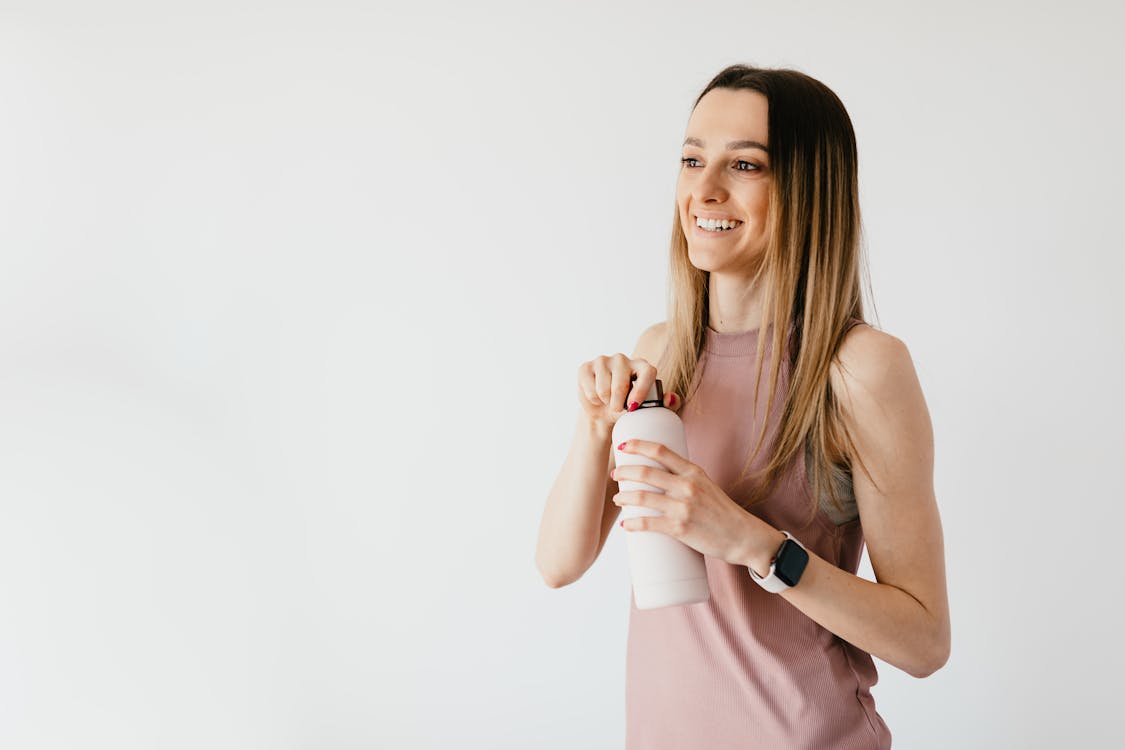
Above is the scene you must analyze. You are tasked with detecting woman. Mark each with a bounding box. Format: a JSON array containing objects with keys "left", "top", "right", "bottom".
[{"left": 536, "top": 64, "right": 949, "bottom": 749}]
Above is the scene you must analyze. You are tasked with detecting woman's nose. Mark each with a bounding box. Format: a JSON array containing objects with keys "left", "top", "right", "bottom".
[{"left": 694, "top": 165, "right": 729, "bottom": 202}]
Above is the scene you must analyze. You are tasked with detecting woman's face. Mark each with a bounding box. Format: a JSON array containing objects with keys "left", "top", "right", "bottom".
[{"left": 676, "top": 88, "right": 771, "bottom": 274}]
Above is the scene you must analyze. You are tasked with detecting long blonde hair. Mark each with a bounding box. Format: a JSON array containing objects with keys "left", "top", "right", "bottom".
[{"left": 657, "top": 64, "right": 881, "bottom": 527}]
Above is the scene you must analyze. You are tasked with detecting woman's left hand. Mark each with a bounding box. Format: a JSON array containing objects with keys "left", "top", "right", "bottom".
[{"left": 612, "top": 438, "right": 782, "bottom": 568}]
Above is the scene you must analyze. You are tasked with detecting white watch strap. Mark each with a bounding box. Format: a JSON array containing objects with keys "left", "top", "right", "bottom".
[{"left": 748, "top": 531, "right": 804, "bottom": 593}]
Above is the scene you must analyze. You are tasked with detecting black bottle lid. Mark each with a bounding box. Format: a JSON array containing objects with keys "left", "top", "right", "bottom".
[{"left": 627, "top": 374, "right": 664, "bottom": 410}]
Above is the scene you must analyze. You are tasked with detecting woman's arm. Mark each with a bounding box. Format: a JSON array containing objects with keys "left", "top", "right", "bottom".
[
  {"left": 738, "top": 329, "right": 951, "bottom": 679},
  {"left": 536, "top": 322, "right": 667, "bottom": 587}
]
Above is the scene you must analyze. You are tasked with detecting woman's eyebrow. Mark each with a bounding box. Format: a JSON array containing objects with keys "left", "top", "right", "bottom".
[{"left": 682, "top": 137, "right": 768, "bottom": 153}]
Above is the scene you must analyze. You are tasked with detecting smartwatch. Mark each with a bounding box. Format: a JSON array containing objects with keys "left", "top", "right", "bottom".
[{"left": 748, "top": 531, "right": 809, "bottom": 593}]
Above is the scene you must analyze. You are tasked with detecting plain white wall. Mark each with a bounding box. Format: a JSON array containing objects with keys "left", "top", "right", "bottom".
[{"left": 1, "top": 1, "right": 1122, "bottom": 747}]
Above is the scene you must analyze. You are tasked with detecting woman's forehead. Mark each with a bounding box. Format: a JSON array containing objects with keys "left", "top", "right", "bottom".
[{"left": 686, "top": 89, "right": 768, "bottom": 145}]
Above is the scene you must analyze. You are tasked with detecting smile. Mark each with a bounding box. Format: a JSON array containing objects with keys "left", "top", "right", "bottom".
[{"left": 692, "top": 218, "right": 743, "bottom": 237}]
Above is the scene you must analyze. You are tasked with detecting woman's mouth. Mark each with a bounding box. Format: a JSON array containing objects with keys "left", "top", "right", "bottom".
[{"left": 692, "top": 216, "right": 743, "bottom": 237}]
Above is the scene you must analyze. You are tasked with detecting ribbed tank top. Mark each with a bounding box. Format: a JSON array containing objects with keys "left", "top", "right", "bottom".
[{"left": 624, "top": 318, "right": 892, "bottom": 749}]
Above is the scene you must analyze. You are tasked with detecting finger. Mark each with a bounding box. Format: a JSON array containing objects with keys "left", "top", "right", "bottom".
[
  {"left": 614, "top": 490, "right": 667, "bottom": 511},
  {"left": 621, "top": 514, "right": 663, "bottom": 533},
  {"left": 577, "top": 362, "right": 602, "bottom": 405},
  {"left": 609, "top": 354, "right": 633, "bottom": 412},
  {"left": 578, "top": 380, "right": 601, "bottom": 405},
  {"left": 663, "top": 391, "right": 681, "bottom": 412},
  {"left": 613, "top": 463, "right": 677, "bottom": 492},
  {"left": 592, "top": 358, "right": 613, "bottom": 405},
  {"left": 618, "top": 439, "right": 693, "bottom": 475},
  {"left": 628, "top": 360, "right": 658, "bottom": 410}
]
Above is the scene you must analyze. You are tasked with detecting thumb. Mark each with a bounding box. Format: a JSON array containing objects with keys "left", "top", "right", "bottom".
[{"left": 663, "top": 391, "right": 682, "bottom": 412}]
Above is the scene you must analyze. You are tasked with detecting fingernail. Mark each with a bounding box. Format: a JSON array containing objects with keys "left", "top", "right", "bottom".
[
  {"left": 628, "top": 401, "right": 639, "bottom": 412},
  {"left": 619, "top": 520, "right": 625, "bottom": 527},
  {"left": 669, "top": 394, "right": 676, "bottom": 406},
  {"left": 617, "top": 441, "right": 626, "bottom": 450}
]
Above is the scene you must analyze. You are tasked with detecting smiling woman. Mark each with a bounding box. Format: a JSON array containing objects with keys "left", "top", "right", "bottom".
[{"left": 535, "top": 62, "right": 950, "bottom": 750}]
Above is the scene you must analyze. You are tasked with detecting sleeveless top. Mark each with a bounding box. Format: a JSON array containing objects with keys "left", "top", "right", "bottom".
[{"left": 624, "top": 318, "right": 893, "bottom": 749}]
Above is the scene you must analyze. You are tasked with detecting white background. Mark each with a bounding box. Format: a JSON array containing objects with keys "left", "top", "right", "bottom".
[{"left": 1, "top": 1, "right": 1122, "bottom": 747}]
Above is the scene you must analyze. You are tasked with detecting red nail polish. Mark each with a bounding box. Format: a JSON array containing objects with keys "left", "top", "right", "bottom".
[
  {"left": 617, "top": 441, "right": 626, "bottom": 450},
  {"left": 619, "top": 520, "right": 625, "bottom": 527},
  {"left": 669, "top": 393, "right": 676, "bottom": 406},
  {"left": 628, "top": 401, "right": 639, "bottom": 412}
]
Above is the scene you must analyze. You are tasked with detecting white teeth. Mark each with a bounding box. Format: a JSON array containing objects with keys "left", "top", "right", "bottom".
[{"left": 695, "top": 216, "right": 741, "bottom": 231}]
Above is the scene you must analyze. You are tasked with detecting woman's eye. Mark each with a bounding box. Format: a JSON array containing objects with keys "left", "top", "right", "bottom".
[{"left": 680, "top": 157, "right": 759, "bottom": 172}]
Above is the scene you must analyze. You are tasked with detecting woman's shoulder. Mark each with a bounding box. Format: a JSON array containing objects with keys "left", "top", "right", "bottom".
[
  {"left": 830, "top": 321, "right": 917, "bottom": 414},
  {"left": 632, "top": 320, "right": 670, "bottom": 363},
  {"left": 837, "top": 320, "right": 907, "bottom": 363}
]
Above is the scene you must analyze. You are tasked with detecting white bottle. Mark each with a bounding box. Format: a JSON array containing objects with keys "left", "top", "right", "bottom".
[{"left": 612, "top": 378, "right": 710, "bottom": 609}]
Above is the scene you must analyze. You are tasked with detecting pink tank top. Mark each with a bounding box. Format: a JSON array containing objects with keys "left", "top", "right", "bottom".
[{"left": 625, "top": 319, "right": 892, "bottom": 749}]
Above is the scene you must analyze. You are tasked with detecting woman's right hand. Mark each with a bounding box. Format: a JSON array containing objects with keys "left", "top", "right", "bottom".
[{"left": 576, "top": 353, "right": 681, "bottom": 432}]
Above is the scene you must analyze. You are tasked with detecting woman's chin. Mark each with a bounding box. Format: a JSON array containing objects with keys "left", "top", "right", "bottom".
[
  {"left": 687, "top": 245, "right": 763, "bottom": 275},
  {"left": 687, "top": 246, "right": 729, "bottom": 272}
]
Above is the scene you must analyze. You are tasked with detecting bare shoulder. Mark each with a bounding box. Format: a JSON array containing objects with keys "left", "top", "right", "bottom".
[
  {"left": 828, "top": 323, "right": 916, "bottom": 409},
  {"left": 632, "top": 320, "right": 670, "bottom": 363},
  {"left": 828, "top": 322, "right": 934, "bottom": 483}
]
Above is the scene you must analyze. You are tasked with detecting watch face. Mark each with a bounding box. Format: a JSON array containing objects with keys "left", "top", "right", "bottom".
[{"left": 775, "top": 540, "right": 809, "bottom": 587}]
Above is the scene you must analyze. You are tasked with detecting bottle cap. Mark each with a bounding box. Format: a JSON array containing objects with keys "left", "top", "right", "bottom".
[{"left": 627, "top": 375, "right": 665, "bottom": 410}]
